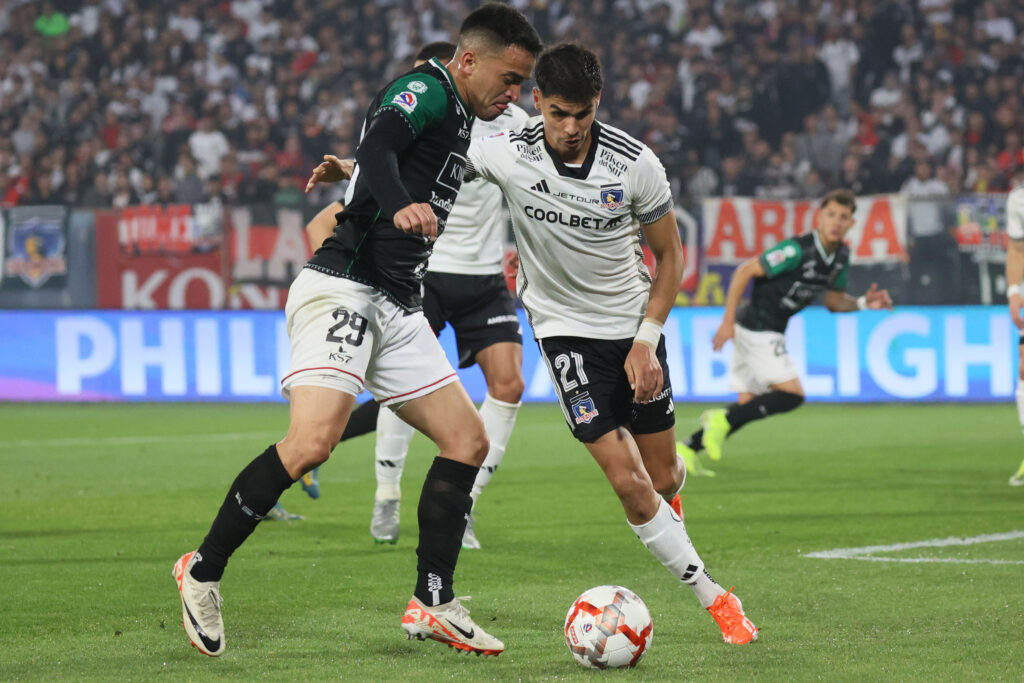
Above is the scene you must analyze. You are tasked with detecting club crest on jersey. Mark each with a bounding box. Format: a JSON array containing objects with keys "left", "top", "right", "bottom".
[
  {"left": 599, "top": 185, "right": 625, "bottom": 211},
  {"left": 570, "top": 392, "right": 600, "bottom": 424},
  {"left": 391, "top": 91, "right": 418, "bottom": 113}
]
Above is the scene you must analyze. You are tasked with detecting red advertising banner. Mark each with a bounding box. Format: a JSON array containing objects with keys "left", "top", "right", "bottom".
[
  {"left": 96, "top": 210, "right": 226, "bottom": 309},
  {"left": 702, "top": 195, "right": 908, "bottom": 265},
  {"left": 96, "top": 206, "right": 313, "bottom": 309}
]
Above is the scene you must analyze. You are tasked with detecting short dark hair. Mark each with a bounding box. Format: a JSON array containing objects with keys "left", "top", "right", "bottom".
[
  {"left": 534, "top": 44, "right": 603, "bottom": 102},
  {"left": 820, "top": 188, "right": 856, "bottom": 214},
  {"left": 459, "top": 3, "right": 543, "bottom": 57},
  {"left": 415, "top": 41, "right": 457, "bottom": 64}
]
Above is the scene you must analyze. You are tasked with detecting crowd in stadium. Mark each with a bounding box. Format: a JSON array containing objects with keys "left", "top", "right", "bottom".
[{"left": 0, "top": 0, "right": 1021, "bottom": 213}]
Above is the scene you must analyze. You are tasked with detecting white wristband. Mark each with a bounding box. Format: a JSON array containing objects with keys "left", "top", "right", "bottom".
[
  {"left": 634, "top": 319, "right": 663, "bottom": 349},
  {"left": 856, "top": 295, "right": 868, "bottom": 311},
  {"left": 1009, "top": 284, "right": 1021, "bottom": 298}
]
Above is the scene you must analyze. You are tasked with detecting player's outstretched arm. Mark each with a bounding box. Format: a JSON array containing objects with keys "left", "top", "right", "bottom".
[
  {"left": 306, "top": 200, "right": 344, "bottom": 251},
  {"left": 626, "top": 213, "right": 684, "bottom": 403},
  {"left": 824, "top": 283, "right": 894, "bottom": 312},
  {"left": 713, "top": 257, "right": 763, "bottom": 351},
  {"left": 1006, "top": 238, "right": 1024, "bottom": 329}
]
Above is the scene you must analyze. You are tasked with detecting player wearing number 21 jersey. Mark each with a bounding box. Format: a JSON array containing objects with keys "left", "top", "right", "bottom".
[{"left": 467, "top": 43, "right": 759, "bottom": 646}]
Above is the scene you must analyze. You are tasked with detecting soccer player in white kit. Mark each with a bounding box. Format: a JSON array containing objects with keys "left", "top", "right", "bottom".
[
  {"left": 369, "top": 96, "right": 530, "bottom": 549},
  {"left": 1005, "top": 182, "right": 1024, "bottom": 486},
  {"left": 466, "top": 43, "right": 758, "bottom": 644}
]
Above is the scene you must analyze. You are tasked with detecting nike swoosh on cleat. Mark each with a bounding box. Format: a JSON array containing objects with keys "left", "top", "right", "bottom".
[
  {"left": 445, "top": 619, "right": 475, "bottom": 640},
  {"left": 184, "top": 601, "right": 221, "bottom": 653}
]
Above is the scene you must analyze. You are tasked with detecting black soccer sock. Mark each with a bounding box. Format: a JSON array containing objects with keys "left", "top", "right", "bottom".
[
  {"left": 340, "top": 401, "right": 380, "bottom": 443},
  {"left": 724, "top": 391, "right": 804, "bottom": 435},
  {"left": 190, "top": 445, "right": 295, "bottom": 583},
  {"left": 414, "top": 456, "right": 479, "bottom": 606},
  {"left": 684, "top": 429, "right": 704, "bottom": 451}
]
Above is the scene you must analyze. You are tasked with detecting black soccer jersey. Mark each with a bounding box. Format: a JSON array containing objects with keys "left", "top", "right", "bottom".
[
  {"left": 736, "top": 231, "right": 850, "bottom": 333},
  {"left": 307, "top": 58, "right": 474, "bottom": 310}
]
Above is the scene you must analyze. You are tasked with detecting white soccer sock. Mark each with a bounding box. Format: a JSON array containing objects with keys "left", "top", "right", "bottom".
[
  {"left": 471, "top": 394, "right": 521, "bottom": 501},
  {"left": 1016, "top": 379, "right": 1024, "bottom": 435},
  {"left": 374, "top": 406, "right": 415, "bottom": 502},
  {"left": 629, "top": 498, "right": 725, "bottom": 608}
]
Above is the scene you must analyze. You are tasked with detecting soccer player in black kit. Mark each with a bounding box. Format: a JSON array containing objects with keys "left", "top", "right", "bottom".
[
  {"left": 173, "top": 4, "right": 540, "bottom": 658},
  {"left": 679, "top": 189, "right": 893, "bottom": 470}
]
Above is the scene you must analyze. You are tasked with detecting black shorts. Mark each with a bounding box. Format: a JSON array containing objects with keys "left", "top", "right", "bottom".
[
  {"left": 538, "top": 335, "right": 675, "bottom": 443},
  {"left": 422, "top": 271, "right": 522, "bottom": 368}
]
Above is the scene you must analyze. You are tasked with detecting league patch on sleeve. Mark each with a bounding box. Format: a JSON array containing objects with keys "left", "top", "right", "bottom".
[
  {"left": 391, "top": 91, "right": 418, "bottom": 114},
  {"left": 765, "top": 248, "right": 788, "bottom": 268}
]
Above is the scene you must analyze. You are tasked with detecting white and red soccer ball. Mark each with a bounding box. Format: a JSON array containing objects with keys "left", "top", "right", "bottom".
[{"left": 564, "top": 585, "right": 653, "bottom": 669}]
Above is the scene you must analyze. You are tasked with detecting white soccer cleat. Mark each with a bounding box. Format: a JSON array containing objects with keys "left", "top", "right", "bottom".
[
  {"left": 401, "top": 595, "right": 504, "bottom": 655},
  {"left": 371, "top": 498, "right": 401, "bottom": 544},
  {"left": 172, "top": 551, "right": 225, "bottom": 656},
  {"left": 461, "top": 513, "right": 481, "bottom": 550}
]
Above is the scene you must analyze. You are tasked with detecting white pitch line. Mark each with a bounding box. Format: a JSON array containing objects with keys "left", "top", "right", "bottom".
[
  {"left": 805, "top": 530, "right": 1024, "bottom": 565},
  {"left": 0, "top": 432, "right": 282, "bottom": 449}
]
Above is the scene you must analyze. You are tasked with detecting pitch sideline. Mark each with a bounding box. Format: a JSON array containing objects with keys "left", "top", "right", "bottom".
[{"left": 805, "top": 530, "right": 1024, "bottom": 565}]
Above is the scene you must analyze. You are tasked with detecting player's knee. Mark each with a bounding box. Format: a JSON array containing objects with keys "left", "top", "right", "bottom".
[
  {"left": 446, "top": 427, "right": 489, "bottom": 466},
  {"left": 282, "top": 433, "right": 335, "bottom": 471},
  {"left": 489, "top": 374, "right": 524, "bottom": 403},
  {"left": 650, "top": 460, "right": 684, "bottom": 498},
  {"left": 605, "top": 467, "right": 649, "bottom": 502}
]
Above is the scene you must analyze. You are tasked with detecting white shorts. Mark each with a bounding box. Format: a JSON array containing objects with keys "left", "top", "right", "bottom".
[
  {"left": 729, "top": 323, "right": 799, "bottom": 395},
  {"left": 281, "top": 269, "right": 458, "bottom": 406}
]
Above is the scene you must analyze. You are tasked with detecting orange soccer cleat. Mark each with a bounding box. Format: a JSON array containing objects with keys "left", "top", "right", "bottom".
[{"left": 706, "top": 589, "right": 758, "bottom": 645}]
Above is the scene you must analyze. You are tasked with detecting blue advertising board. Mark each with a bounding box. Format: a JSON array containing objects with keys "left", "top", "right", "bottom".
[{"left": 0, "top": 307, "right": 1014, "bottom": 403}]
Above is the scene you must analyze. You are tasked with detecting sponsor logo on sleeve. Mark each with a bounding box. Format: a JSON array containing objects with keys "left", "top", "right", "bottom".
[
  {"left": 391, "top": 91, "right": 418, "bottom": 114},
  {"left": 406, "top": 80, "right": 428, "bottom": 93}
]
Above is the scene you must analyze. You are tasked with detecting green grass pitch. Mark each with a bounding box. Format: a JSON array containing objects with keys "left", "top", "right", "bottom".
[{"left": 1, "top": 402, "right": 1022, "bottom": 680}]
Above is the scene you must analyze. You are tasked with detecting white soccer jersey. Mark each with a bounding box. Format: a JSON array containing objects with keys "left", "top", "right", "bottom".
[
  {"left": 467, "top": 117, "right": 674, "bottom": 339},
  {"left": 429, "top": 103, "right": 530, "bottom": 275},
  {"left": 1007, "top": 186, "right": 1024, "bottom": 241}
]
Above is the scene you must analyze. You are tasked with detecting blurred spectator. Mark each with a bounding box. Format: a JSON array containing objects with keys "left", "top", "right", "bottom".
[
  {"left": 111, "top": 171, "right": 140, "bottom": 209},
  {"left": 189, "top": 116, "right": 230, "bottom": 181},
  {"left": 34, "top": 2, "right": 69, "bottom": 38},
  {"left": 819, "top": 23, "right": 860, "bottom": 114},
  {"left": 0, "top": 0, "right": 1018, "bottom": 216},
  {"left": 174, "top": 154, "right": 206, "bottom": 204},
  {"left": 716, "top": 156, "right": 757, "bottom": 197},
  {"left": 79, "top": 172, "right": 111, "bottom": 208}
]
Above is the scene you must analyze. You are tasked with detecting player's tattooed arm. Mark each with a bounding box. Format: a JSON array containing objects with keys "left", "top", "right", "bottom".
[
  {"left": 824, "top": 284, "right": 894, "bottom": 313},
  {"left": 305, "top": 200, "right": 345, "bottom": 251},
  {"left": 712, "top": 257, "right": 765, "bottom": 351}
]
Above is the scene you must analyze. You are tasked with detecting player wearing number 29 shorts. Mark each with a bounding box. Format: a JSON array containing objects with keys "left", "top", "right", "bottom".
[
  {"left": 281, "top": 270, "right": 457, "bottom": 405},
  {"left": 171, "top": 5, "right": 542, "bottom": 660}
]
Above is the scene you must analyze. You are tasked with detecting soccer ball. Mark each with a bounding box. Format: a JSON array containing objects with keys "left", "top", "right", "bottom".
[{"left": 563, "top": 585, "right": 653, "bottom": 669}]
